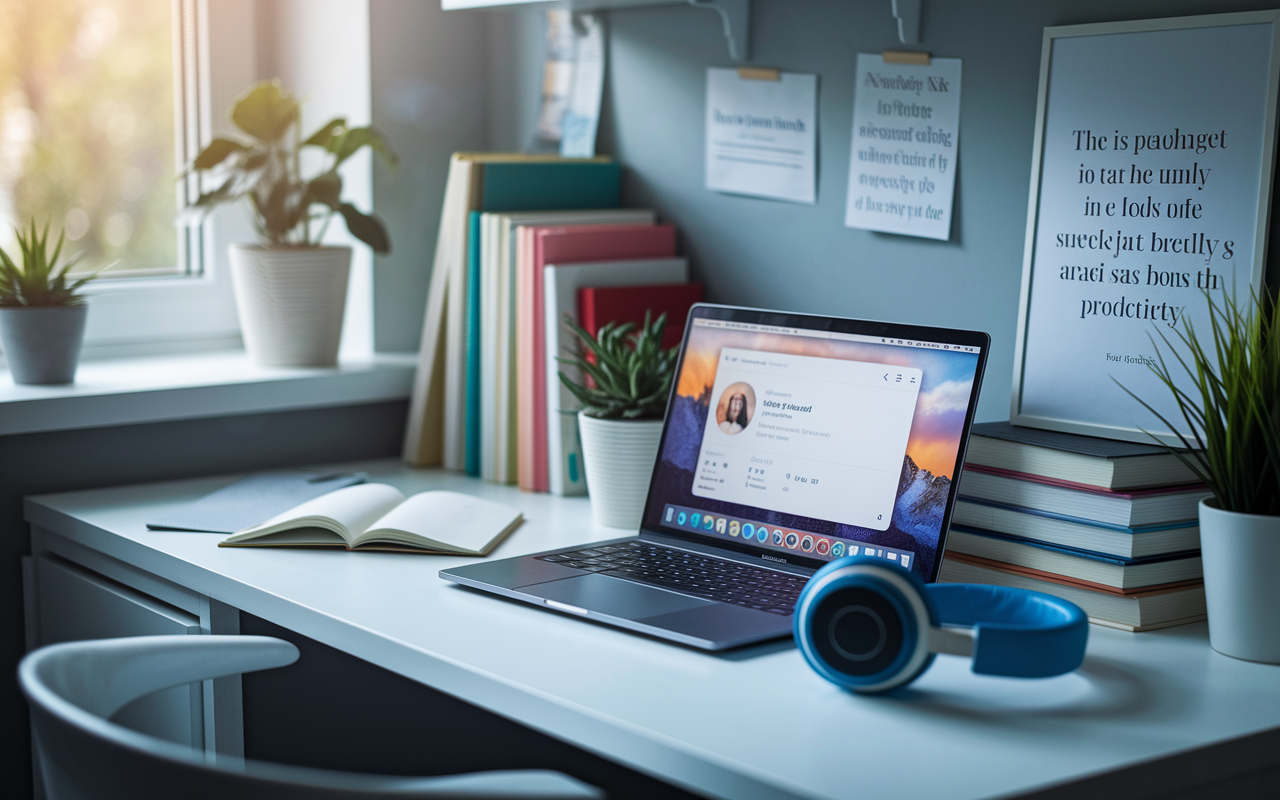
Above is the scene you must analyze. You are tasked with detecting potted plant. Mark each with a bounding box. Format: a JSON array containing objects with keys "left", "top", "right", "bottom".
[
  {"left": 1124, "top": 287, "right": 1279, "bottom": 662},
  {"left": 559, "top": 312, "right": 679, "bottom": 529},
  {"left": 186, "top": 79, "right": 395, "bottom": 366},
  {"left": 0, "top": 222, "right": 98, "bottom": 385}
]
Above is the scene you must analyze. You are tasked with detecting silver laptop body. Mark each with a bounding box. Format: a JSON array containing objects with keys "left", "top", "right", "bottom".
[{"left": 441, "top": 304, "right": 989, "bottom": 650}]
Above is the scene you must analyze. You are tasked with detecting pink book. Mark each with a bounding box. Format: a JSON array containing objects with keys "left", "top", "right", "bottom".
[{"left": 516, "top": 223, "right": 677, "bottom": 491}]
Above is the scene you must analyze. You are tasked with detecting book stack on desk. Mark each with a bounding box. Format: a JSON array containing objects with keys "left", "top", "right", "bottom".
[
  {"left": 940, "top": 421, "right": 1212, "bottom": 632},
  {"left": 404, "top": 152, "right": 702, "bottom": 498}
]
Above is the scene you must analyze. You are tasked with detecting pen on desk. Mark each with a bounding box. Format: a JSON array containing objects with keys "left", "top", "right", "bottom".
[{"left": 308, "top": 471, "right": 368, "bottom": 483}]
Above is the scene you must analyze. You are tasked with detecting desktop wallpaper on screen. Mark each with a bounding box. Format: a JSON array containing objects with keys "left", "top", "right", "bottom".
[{"left": 644, "top": 321, "right": 981, "bottom": 581}]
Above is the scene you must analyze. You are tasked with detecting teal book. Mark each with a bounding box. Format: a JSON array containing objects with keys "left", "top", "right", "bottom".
[
  {"left": 465, "top": 211, "right": 483, "bottom": 476},
  {"left": 460, "top": 160, "right": 622, "bottom": 479},
  {"left": 479, "top": 161, "right": 621, "bottom": 212}
]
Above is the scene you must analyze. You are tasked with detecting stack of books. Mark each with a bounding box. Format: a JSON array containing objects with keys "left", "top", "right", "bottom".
[
  {"left": 403, "top": 153, "right": 701, "bottom": 496},
  {"left": 940, "top": 421, "right": 1212, "bottom": 631}
]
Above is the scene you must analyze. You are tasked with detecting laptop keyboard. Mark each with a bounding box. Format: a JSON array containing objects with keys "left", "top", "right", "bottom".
[{"left": 538, "top": 540, "right": 808, "bottom": 615}]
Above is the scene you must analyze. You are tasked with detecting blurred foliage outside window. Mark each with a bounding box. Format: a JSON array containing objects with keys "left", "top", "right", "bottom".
[{"left": 0, "top": 0, "right": 181, "bottom": 278}]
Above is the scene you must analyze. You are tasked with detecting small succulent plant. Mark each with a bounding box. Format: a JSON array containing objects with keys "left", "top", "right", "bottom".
[
  {"left": 558, "top": 311, "right": 679, "bottom": 420},
  {"left": 0, "top": 221, "right": 96, "bottom": 307}
]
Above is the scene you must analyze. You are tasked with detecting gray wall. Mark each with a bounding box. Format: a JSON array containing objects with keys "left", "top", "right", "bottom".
[
  {"left": 380, "top": 0, "right": 1278, "bottom": 419},
  {"left": 371, "top": 0, "right": 491, "bottom": 353},
  {"left": 590, "top": 0, "right": 1280, "bottom": 423}
]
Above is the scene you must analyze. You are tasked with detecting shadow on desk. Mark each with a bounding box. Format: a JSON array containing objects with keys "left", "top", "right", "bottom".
[
  {"left": 892, "top": 656, "right": 1169, "bottom": 722},
  {"left": 239, "top": 614, "right": 711, "bottom": 800}
]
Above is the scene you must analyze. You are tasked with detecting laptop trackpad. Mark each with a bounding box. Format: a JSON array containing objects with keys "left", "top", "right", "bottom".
[{"left": 523, "top": 574, "right": 713, "bottom": 620}]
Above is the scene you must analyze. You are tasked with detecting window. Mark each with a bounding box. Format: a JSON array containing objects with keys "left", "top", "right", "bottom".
[
  {"left": 0, "top": 0, "right": 375, "bottom": 361},
  {"left": 0, "top": 0, "right": 190, "bottom": 278},
  {"left": 0, "top": 0, "right": 256, "bottom": 358}
]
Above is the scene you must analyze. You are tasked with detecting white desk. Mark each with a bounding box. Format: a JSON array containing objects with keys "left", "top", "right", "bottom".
[{"left": 23, "top": 460, "right": 1280, "bottom": 800}]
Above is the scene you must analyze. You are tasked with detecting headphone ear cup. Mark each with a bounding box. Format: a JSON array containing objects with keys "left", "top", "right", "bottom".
[{"left": 794, "top": 558, "right": 934, "bottom": 694}]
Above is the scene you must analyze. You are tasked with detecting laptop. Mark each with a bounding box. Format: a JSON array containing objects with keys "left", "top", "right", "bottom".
[{"left": 441, "top": 304, "right": 990, "bottom": 650}]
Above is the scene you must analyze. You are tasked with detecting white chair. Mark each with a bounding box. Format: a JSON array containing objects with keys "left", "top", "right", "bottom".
[{"left": 21, "top": 635, "right": 604, "bottom": 800}]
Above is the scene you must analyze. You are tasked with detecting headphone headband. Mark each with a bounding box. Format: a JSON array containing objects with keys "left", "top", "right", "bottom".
[{"left": 924, "top": 583, "right": 1088, "bottom": 678}]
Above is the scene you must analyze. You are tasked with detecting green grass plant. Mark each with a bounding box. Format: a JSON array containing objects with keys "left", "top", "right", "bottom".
[
  {"left": 1120, "top": 287, "right": 1279, "bottom": 516},
  {"left": 558, "top": 311, "right": 679, "bottom": 420},
  {"left": 0, "top": 221, "right": 95, "bottom": 307}
]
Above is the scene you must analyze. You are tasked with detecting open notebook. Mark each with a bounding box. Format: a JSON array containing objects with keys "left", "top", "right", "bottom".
[{"left": 220, "top": 483, "right": 523, "bottom": 555}]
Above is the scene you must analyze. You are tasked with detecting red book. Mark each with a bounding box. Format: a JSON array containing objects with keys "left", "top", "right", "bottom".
[
  {"left": 577, "top": 283, "right": 703, "bottom": 350},
  {"left": 515, "top": 223, "right": 677, "bottom": 492}
]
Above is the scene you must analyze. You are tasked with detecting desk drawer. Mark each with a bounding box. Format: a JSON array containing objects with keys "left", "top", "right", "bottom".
[{"left": 29, "top": 555, "right": 204, "bottom": 748}]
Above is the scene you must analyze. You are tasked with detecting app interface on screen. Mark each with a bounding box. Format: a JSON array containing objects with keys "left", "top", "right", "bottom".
[
  {"left": 693, "top": 348, "right": 921, "bottom": 530},
  {"left": 646, "top": 318, "right": 981, "bottom": 580}
]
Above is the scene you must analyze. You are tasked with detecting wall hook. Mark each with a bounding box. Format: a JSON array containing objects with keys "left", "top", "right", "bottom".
[
  {"left": 892, "top": 0, "right": 921, "bottom": 45},
  {"left": 688, "top": 0, "right": 750, "bottom": 62}
]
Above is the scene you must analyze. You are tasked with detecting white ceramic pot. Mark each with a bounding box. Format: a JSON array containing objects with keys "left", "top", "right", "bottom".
[
  {"left": 229, "top": 244, "right": 351, "bottom": 367},
  {"left": 577, "top": 412, "right": 664, "bottom": 529},
  {"left": 0, "top": 304, "right": 88, "bottom": 385},
  {"left": 1200, "top": 498, "right": 1280, "bottom": 663}
]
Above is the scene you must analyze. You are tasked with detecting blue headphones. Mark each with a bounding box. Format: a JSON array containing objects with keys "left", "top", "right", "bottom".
[{"left": 794, "top": 556, "right": 1088, "bottom": 693}]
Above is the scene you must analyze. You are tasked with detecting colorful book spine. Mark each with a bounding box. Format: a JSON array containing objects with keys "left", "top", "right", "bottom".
[
  {"left": 516, "top": 224, "right": 678, "bottom": 492},
  {"left": 543, "top": 260, "right": 690, "bottom": 496},
  {"left": 948, "top": 420, "right": 1210, "bottom": 631},
  {"left": 577, "top": 283, "right": 703, "bottom": 348},
  {"left": 465, "top": 211, "right": 483, "bottom": 476}
]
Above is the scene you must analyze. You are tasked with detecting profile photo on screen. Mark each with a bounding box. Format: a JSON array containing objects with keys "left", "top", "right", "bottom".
[{"left": 716, "top": 382, "right": 756, "bottom": 434}]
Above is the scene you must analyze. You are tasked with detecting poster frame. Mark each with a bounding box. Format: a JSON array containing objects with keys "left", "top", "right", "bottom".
[{"left": 1009, "top": 10, "right": 1280, "bottom": 445}]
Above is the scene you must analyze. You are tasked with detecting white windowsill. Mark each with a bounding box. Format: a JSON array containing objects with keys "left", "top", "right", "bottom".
[{"left": 0, "top": 351, "right": 418, "bottom": 437}]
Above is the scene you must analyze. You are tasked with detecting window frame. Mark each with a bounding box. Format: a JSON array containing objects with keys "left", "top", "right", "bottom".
[{"left": 68, "top": 0, "right": 258, "bottom": 361}]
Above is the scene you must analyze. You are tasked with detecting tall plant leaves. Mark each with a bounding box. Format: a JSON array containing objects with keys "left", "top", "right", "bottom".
[
  {"left": 230, "top": 80, "right": 298, "bottom": 143},
  {"left": 1119, "top": 287, "right": 1279, "bottom": 516},
  {"left": 185, "top": 80, "right": 395, "bottom": 251},
  {"left": 302, "top": 117, "right": 347, "bottom": 149},
  {"left": 326, "top": 126, "right": 398, "bottom": 168},
  {"left": 192, "top": 137, "right": 248, "bottom": 171},
  {"left": 338, "top": 204, "right": 391, "bottom": 254}
]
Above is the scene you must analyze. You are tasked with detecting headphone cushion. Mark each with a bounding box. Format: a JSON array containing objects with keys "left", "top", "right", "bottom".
[{"left": 794, "top": 558, "right": 934, "bottom": 693}]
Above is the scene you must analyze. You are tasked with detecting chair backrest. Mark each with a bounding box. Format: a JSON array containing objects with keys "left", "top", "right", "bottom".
[{"left": 21, "top": 635, "right": 603, "bottom": 800}]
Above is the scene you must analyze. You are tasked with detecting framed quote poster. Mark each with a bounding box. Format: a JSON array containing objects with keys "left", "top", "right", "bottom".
[{"left": 1011, "top": 11, "right": 1280, "bottom": 445}]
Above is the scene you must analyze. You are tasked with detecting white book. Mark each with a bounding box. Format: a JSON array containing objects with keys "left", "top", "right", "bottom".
[
  {"left": 543, "top": 258, "right": 689, "bottom": 495},
  {"left": 479, "top": 209, "right": 656, "bottom": 485},
  {"left": 403, "top": 155, "right": 471, "bottom": 466},
  {"left": 479, "top": 213, "right": 503, "bottom": 482},
  {"left": 957, "top": 469, "right": 1210, "bottom": 527},
  {"left": 944, "top": 529, "right": 1202, "bottom": 590},
  {"left": 951, "top": 499, "right": 1199, "bottom": 559},
  {"left": 221, "top": 483, "right": 522, "bottom": 556}
]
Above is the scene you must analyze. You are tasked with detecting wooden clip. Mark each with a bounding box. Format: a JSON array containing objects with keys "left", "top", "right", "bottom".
[
  {"left": 737, "top": 67, "right": 781, "bottom": 81},
  {"left": 883, "top": 51, "right": 930, "bottom": 65}
]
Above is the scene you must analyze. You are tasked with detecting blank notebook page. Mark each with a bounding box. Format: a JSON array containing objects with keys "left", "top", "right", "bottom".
[{"left": 369, "top": 491, "right": 521, "bottom": 551}]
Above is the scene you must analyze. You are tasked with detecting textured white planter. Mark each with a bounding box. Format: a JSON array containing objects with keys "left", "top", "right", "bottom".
[
  {"left": 0, "top": 304, "right": 87, "bottom": 385},
  {"left": 578, "top": 412, "right": 664, "bottom": 530},
  {"left": 229, "top": 244, "right": 351, "bottom": 367},
  {"left": 1201, "top": 498, "right": 1280, "bottom": 663}
]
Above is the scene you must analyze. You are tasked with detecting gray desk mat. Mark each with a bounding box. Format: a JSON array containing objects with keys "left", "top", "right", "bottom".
[{"left": 147, "top": 470, "right": 366, "bottom": 534}]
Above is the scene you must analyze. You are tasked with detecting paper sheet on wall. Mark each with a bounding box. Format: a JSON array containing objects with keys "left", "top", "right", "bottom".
[
  {"left": 844, "top": 55, "right": 962, "bottom": 240},
  {"left": 560, "top": 14, "right": 605, "bottom": 157},
  {"left": 532, "top": 10, "right": 605, "bottom": 157},
  {"left": 705, "top": 68, "right": 817, "bottom": 205}
]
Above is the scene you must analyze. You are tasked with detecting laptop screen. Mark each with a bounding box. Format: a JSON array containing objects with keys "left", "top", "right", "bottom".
[{"left": 641, "top": 305, "right": 989, "bottom": 582}]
